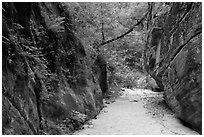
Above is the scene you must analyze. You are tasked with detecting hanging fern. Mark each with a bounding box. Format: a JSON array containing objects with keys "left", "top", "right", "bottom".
[{"left": 43, "top": 13, "right": 65, "bottom": 33}]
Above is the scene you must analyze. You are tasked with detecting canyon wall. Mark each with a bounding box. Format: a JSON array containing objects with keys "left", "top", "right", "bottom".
[{"left": 2, "top": 2, "right": 107, "bottom": 134}]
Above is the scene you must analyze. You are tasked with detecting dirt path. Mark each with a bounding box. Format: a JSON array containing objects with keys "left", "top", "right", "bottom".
[{"left": 74, "top": 88, "right": 199, "bottom": 135}]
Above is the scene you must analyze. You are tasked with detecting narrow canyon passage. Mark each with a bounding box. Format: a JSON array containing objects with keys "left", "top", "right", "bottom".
[
  {"left": 2, "top": 2, "right": 201, "bottom": 135},
  {"left": 74, "top": 89, "right": 199, "bottom": 135}
]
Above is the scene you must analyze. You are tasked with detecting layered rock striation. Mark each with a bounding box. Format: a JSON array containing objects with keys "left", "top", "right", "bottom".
[{"left": 147, "top": 2, "right": 202, "bottom": 134}]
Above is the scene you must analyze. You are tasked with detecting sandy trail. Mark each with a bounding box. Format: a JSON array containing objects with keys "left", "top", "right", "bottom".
[{"left": 74, "top": 88, "right": 199, "bottom": 135}]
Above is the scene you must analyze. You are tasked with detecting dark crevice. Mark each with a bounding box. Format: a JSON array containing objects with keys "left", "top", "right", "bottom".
[
  {"left": 166, "top": 30, "right": 201, "bottom": 70},
  {"left": 33, "top": 75, "right": 44, "bottom": 131}
]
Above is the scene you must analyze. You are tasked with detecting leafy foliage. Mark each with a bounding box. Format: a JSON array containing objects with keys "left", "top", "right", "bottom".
[
  {"left": 63, "top": 2, "right": 154, "bottom": 88},
  {"left": 44, "top": 13, "right": 65, "bottom": 33},
  {"left": 2, "top": 2, "right": 77, "bottom": 110},
  {"left": 63, "top": 110, "right": 87, "bottom": 130}
]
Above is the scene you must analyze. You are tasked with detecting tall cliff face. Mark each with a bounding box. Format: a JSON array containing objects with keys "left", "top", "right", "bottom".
[
  {"left": 2, "top": 2, "right": 107, "bottom": 134},
  {"left": 148, "top": 3, "right": 202, "bottom": 134}
]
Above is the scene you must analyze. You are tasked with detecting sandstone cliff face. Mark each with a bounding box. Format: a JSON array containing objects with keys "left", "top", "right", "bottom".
[
  {"left": 2, "top": 2, "right": 107, "bottom": 134},
  {"left": 148, "top": 3, "right": 202, "bottom": 134}
]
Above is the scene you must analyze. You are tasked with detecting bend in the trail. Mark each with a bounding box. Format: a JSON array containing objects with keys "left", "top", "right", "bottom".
[{"left": 74, "top": 88, "right": 199, "bottom": 135}]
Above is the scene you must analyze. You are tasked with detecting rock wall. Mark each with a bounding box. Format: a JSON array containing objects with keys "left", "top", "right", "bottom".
[
  {"left": 2, "top": 2, "right": 107, "bottom": 134},
  {"left": 148, "top": 3, "right": 202, "bottom": 134}
]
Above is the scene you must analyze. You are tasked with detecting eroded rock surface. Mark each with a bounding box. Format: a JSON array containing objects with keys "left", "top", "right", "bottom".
[
  {"left": 148, "top": 2, "right": 202, "bottom": 134},
  {"left": 2, "top": 2, "right": 107, "bottom": 134}
]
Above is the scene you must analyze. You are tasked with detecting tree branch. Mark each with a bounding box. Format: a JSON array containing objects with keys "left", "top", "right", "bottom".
[
  {"left": 100, "top": 12, "right": 148, "bottom": 47},
  {"left": 101, "top": 21, "right": 105, "bottom": 42},
  {"left": 101, "top": 4, "right": 105, "bottom": 42}
]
